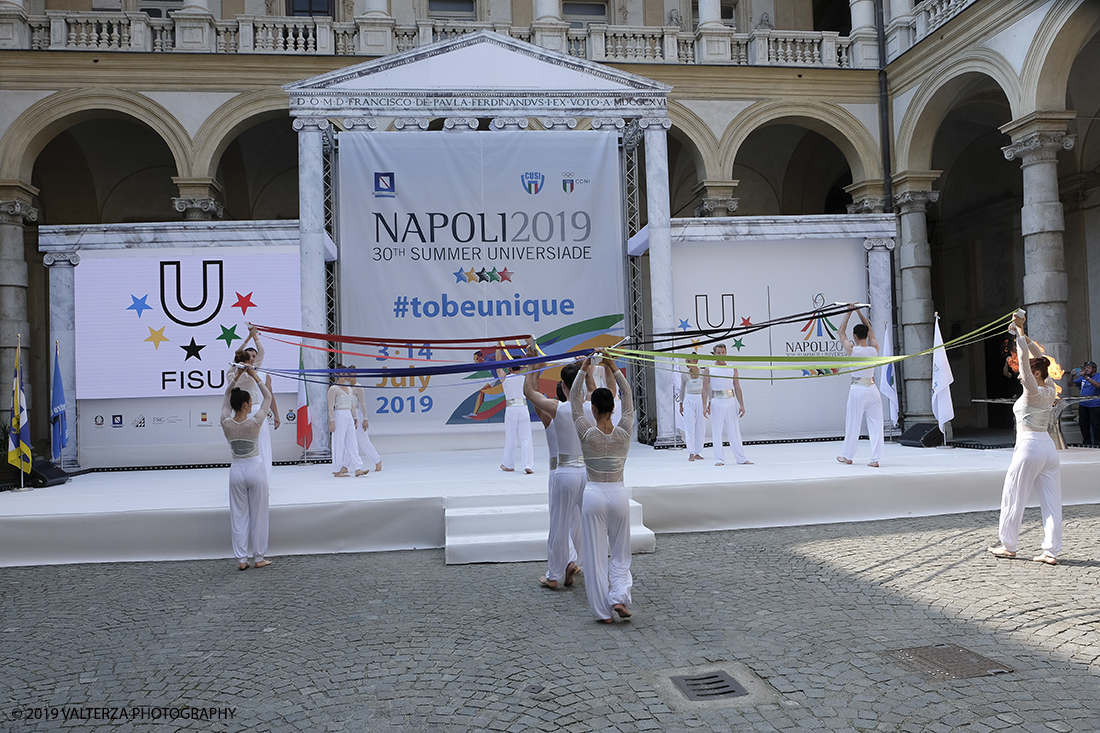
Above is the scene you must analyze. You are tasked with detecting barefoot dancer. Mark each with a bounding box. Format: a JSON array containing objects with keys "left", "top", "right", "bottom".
[
  {"left": 328, "top": 368, "right": 367, "bottom": 478},
  {"left": 679, "top": 355, "right": 706, "bottom": 461},
  {"left": 347, "top": 366, "right": 382, "bottom": 472},
  {"left": 836, "top": 305, "right": 884, "bottom": 468},
  {"left": 496, "top": 347, "right": 534, "bottom": 474},
  {"left": 571, "top": 351, "right": 634, "bottom": 623},
  {"left": 526, "top": 360, "right": 584, "bottom": 590},
  {"left": 235, "top": 325, "right": 278, "bottom": 482},
  {"left": 989, "top": 311, "right": 1062, "bottom": 565},
  {"left": 703, "top": 344, "right": 751, "bottom": 466},
  {"left": 220, "top": 364, "right": 273, "bottom": 570}
]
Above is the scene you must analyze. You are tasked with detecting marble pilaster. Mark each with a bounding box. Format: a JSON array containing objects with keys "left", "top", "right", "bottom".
[
  {"left": 44, "top": 252, "right": 80, "bottom": 469},
  {"left": 864, "top": 237, "right": 895, "bottom": 348},
  {"left": 293, "top": 116, "right": 331, "bottom": 457},
  {"left": 894, "top": 182, "right": 939, "bottom": 426},
  {"left": 643, "top": 117, "right": 677, "bottom": 446},
  {"left": 1001, "top": 113, "right": 1076, "bottom": 370},
  {"left": 0, "top": 191, "right": 37, "bottom": 417}
]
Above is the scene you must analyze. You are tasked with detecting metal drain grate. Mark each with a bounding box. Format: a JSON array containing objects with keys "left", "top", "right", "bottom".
[
  {"left": 670, "top": 670, "right": 749, "bottom": 700},
  {"left": 881, "top": 644, "right": 1013, "bottom": 681}
]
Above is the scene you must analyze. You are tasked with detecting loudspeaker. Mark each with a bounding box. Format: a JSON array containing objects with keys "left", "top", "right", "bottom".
[
  {"left": 29, "top": 458, "right": 69, "bottom": 488},
  {"left": 898, "top": 422, "right": 943, "bottom": 448}
]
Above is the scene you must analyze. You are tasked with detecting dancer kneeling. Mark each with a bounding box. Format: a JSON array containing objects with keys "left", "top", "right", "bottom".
[
  {"left": 221, "top": 365, "right": 273, "bottom": 570},
  {"left": 571, "top": 350, "right": 634, "bottom": 623},
  {"left": 989, "top": 311, "right": 1062, "bottom": 565}
]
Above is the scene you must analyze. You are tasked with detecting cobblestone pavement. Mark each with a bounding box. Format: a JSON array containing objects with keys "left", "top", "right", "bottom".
[{"left": 3, "top": 504, "right": 1099, "bottom": 732}]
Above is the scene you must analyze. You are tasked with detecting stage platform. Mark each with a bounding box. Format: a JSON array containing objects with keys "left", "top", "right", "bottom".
[{"left": 2, "top": 441, "right": 1099, "bottom": 568}]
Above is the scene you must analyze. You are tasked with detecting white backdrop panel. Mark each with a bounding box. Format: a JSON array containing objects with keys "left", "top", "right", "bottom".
[
  {"left": 671, "top": 238, "right": 868, "bottom": 441},
  {"left": 337, "top": 130, "right": 625, "bottom": 436}
]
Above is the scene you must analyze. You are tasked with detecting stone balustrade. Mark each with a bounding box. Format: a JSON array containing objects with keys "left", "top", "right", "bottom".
[
  {"left": 13, "top": 12, "right": 874, "bottom": 69},
  {"left": 887, "top": 0, "right": 976, "bottom": 61}
]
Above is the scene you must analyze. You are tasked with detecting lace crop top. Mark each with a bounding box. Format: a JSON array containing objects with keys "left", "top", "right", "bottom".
[
  {"left": 1014, "top": 333, "right": 1056, "bottom": 433},
  {"left": 570, "top": 365, "right": 633, "bottom": 483},
  {"left": 220, "top": 378, "right": 272, "bottom": 459},
  {"left": 680, "top": 370, "right": 704, "bottom": 400}
]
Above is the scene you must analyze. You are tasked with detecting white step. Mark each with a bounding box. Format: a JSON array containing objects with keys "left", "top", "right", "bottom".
[{"left": 444, "top": 493, "right": 656, "bottom": 564}]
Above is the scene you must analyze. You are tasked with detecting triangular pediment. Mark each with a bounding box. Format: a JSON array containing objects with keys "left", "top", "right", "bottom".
[{"left": 286, "top": 30, "right": 670, "bottom": 95}]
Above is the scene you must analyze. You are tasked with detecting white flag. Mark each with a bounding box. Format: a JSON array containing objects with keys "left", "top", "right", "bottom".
[
  {"left": 931, "top": 315, "right": 954, "bottom": 431},
  {"left": 877, "top": 319, "right": 899, "bottom": 426}
]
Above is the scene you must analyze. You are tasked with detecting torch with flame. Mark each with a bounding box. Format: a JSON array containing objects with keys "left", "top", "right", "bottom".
[{"left": 1030, "top": 339, "right": 1064, "bottom": 395}]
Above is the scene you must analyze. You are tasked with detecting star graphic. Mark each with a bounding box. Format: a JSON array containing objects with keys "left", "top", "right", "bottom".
[
  {"left": 678, "top": 318, "right": 691, "bottom": 331},
  {"left": 144, "top": 326, "right": 169, "bottom": 350},
  {"left": 232, "top": 292, "right": 257, "bottom": 315},
  {"left": 499, "top": 267, "right": 513, "bottom": 282},
  {"left": 180, "top": 337, "right": 206, "bottom": 361},
  {"left": 453, "top": 268, "right": 467, "bottom": 283},
  {"left": 488, "top": 267, "right": 501, "bottom": 283},
  {"left": 740, "top": 316, "right": 753, "bottom": 326},
  {"left": 216, "top": 324, "right": 242, "bottom": 348},
  {"left": 732, "top": 338, "right": 745, "bottom": 351},
  {"left": 477, "top": 268, "right": 490, "bottom": 283},
  {"left": 465, "top": 267, "right": 479, "bottom": 283},
  {"left": 127, "top": 294, "right": 152, "bottom": 318}
]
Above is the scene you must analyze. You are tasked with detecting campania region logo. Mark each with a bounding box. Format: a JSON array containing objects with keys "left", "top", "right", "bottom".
[
  {"left": 521, "top": 172, "right": 544, "bottom": 195},
  {"left": 374, "top": 172, "right": 396, "bottom": 198}
]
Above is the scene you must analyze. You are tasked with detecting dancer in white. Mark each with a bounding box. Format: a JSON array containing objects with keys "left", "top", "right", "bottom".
[
  {"left": 525, "top": 362, "right": 585, "bottom": 590},
  {"left": 571, "top": 351, "right": 634, "bottom": 623},
  {"left": 703, "top": 344, "right": 751, "bottom": 466},
  {"left": 347, "top": 366, "right": 382, "bottom": 472},
  {"left": 836, "top": 305, "right": 884, "bottom": 468},
  {"left": 328, "top": 368, "right": 367, "bottom": 477},
  {"left": 496, "top": 348, "right": 534, "bottom": 474},
  {"left": 234, "top": 325, "right": 279, "bottom": 483},
  {"left": 989, "top": 311, "right": 1062, "bottom": 565},
  {"left": 679, "top": 356, "right": 706, "bottom": 461},
  {"left": 220, "top": 364, "right": 273, "bottom": 570}
]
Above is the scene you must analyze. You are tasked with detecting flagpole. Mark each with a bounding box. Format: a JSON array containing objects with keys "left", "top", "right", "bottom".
[{"left": 19, "top": 333, "right": 23, "bottom": 492}]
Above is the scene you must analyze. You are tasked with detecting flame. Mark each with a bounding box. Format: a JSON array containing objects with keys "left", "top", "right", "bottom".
[
  {"left": 1030, "top": 340, "right": 1064, "bottom": 395},
  {"left": 1003, "top": 338, "right": 1019, "bottom": 373}
]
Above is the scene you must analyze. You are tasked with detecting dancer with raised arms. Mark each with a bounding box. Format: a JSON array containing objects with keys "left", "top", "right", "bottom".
[
  {"left": 571, "top": 350, "right": 634, "bottom": 623},
  {"left": 233, "top": 324, "right": 279, "bottom": 482},
  {"left": 496, "top": 347, "right": 534, "bottom": 474},
  {"left": 221, "top": 364, "right": 273, "bottom": 570},
  {"left": 836, "top": 305, "right": 884, "bottom": 468},
  {"left": 989, "top": 310, "right": 1062, "bottom": 565}
]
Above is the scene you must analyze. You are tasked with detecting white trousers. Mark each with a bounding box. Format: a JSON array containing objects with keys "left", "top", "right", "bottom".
[
  {"left": 841, "top": 384, "right": 884, "bottom": 462},
  {"left": 249, "top": 404, "right": 273, "bottom": 484},
  {"left": 710, "top": 397, "right": 747, "bottom": 464},
  {"left": 682, "top": 393, "right": 705, "bottom": 455},
  {"left": 356, "top": 427, "right": 381, "bottom": 466},
  {"left": 229, "top": 455, "right": 269, "bottom": 563},
  {"left": 998, "top": 431, "right": 1062, "bottom": 555},
  {"left": 547, "top": 467, "right": 586, "bottom": 582},
  {"left": 502, "top": 404, "right": 534, "bottom": 471},
  {"left": 332, "top": 410, "right": 362, "bottom": 472},
  {"left": 581, "top": 481, "right": 632, "bottom": 620}
]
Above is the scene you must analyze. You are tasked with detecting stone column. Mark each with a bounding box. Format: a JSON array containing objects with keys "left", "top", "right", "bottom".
[
  {"left": 691, "top": 180, "right": 738, "bottom": 217},
  {"left": 173, "top": 0, "right": 216, "bottom": 53},
  {"left": 844, "top": 179, "right": 885, "bottom": 214},
  {"left": 698, "top": 0, "right": 721, "bottom": 26},
  {"left": 357, "top": 0, "right": 395, "bottom": 55},
  {"left": 44, "top": 251, "right": 80, "bottom": 469},
  {"left": 848, "top": 0, "right": 878, "bottom": 67},
  {"left": 0, "top": 190, "right": 37, "bottom": 418},
  {"left": 534, "top": 0, "right": 559, "bottom": 21},
  {"left": 531, "top": 0, "right": 567, "bottom": 53},
  {"left": 864, "top": 237, "right": 894, "bottom": 345},
  {"left": 642, "top": 116, "right": 677, "bottom": 446},
  {"left": 0, "top": 0, "right": 30, "bottom": 51},
  {"left": 893, "top": 174, "right": 939, "bottom": 426},
  {"left": 1001, "top": 113, "right": 1077, "bottom": 371},
  {"left": 293, "top": 116, "right": 331, "bottom": 457},
  {"left": 171, "top": 177, "right": 225, "bottom": 221},
  {"left": 695, "top": 0, "right": 731, "bottom": 63}
]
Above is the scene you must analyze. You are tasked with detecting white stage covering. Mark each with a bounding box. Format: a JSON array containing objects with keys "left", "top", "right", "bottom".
[{"left": 2, "top": 442, "right": 1099, "bottom": 567}]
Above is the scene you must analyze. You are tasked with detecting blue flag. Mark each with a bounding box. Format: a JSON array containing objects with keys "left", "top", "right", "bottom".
[{"left": 51, "top": 344, "right": 68, "bottom": 462}]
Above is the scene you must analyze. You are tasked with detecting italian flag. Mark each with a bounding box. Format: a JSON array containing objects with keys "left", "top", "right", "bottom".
[{"left": 296, "top": 346, "right": 313, "bottom": 450}]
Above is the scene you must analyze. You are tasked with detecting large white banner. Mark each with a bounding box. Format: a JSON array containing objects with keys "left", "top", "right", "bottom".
[
  {"left": 73, "top": 246, "right": 303, "bottom": 467},
  {"left": 337, "top": 131, "right": 625, "bottom": 434},
  {"left": 671, "top": 238, "right": 867, "bottom": 441}
]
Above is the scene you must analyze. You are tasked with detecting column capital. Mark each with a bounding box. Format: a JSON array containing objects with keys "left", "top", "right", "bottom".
[
  {"left": 292, "top": 117, "right": 331, "bottom": 132},
  {"left": 847, "top": 198, "right": 885, "bottom": 214},
  {"left": 895, "top": 189, "right": 938, "bottom": 214},
  {"left": 43, "top": 252, "right": 80, "bottom": 267},
  {"left": 0, "top": 199, "right": 38, "bottom": 225},
  {"left": 172, "top": 197, "right": 225, "bottom": 220},
  {"left": 863, "top": 237, "right": 895, "bottom": 252},
  {"left": 490, "top": 117, "right": 529, "bottom": 131},
  {"left": 591, "top": 117, "right": 626, "bottom": 131},
  {"left": 343, "top": 117, "right": 377, "bottom": 130},
  {"left": 443, "top": 117, "right": 479, "bottom": 132},
  {"left": 638, "top": 116, "right": 671, "bottom": 131},
  {"left": 542, "top": 117, "right": 577, "bottom": 130},
  {"left": 393, "top": 117, "right": 429, "bottom": 131},
  {"left": 694, "top": 198, "right": 739, "bottom": 217},
  {"left": 891, "top": 169, "right": 941, "bottom": 194},
  {"left": 844, "top": 178, "right": 885, "bottom": 212},
  {"left": 1002, "top": 131, "right": 1075, "bottom": 164}
]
